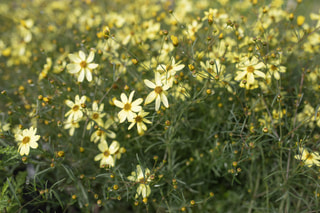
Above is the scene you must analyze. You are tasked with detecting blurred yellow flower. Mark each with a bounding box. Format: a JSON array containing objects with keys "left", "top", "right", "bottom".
[
  {"left": 64, "top": 117, "right": 80, "bottom": 136},
  {"left": 235, "top": 56, "right": 266, "bottom": 89},
  {"left": 65, "top": 95, "right": 87, "bottom": 122},
  {"left": 157, "top": 58, "right": 185, "bottom": 87},
  {"left": 86, "top": 101, "right": 106, "bottom": 130},
  {"left": 94, "top": 140, "right": 120, "bottom": 168},
  {"left": 90, "top": 118, "right": 117, "bottom": 143},
  {"left": 267, "top": 62, "right": 286, "bottom": 80},
  {"left": 15, "top": 127, "right": 40, "bottom": 156},
  {"left": 128, "top": 110, "right": 152, "bottom": 135},
  {"left": 127, "top": 165, "right": 152, "bottom": 198},
  {"left": 297, "top": 16, "right": 305, "bottom": 26},
  {"left": 295, "top": 147, "right": 320, "bottom": 167},
  {"left": 67, "top": 50, "right": 98, "bottom": 82}
]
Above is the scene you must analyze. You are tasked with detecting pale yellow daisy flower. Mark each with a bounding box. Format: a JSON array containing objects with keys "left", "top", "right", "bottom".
[
  {"left": 15, "top": 126, "right": 40, "bottom": 156},
  {"left": 127, "top": 165, "right": 152, "bottom": 198},
  {"left": 67, "top": 50, "right": 98, "bottom": 82},
  {"left": 94, "top": 140, "right": 120, "bottom": 168},
  {"left": 113, "top": 91, "right": 143, "bottom": 123},
  {"left": 295, "top": 147, "right": 320, "bottom": 167},
  {"left": 64, "top": 95, "right": 87, "bottom": 122},
  {"left": 128, "top": 110, "right": 152, "bottom": 135},
  {"left": 86, "top": 101, "right": 106, "bottom": 130},
  {"left": 144, "top": 72, "right": 170, "bottom": 111}
]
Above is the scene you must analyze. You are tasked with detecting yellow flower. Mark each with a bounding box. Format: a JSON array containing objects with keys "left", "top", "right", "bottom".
[
  {"left": 64, "top": 117, "right": 80, "bottom": 136},
  {"left": 157, "top": 58, "right": 185, "bottom": 87},
  {"left": 64, "top": 95, "right": 87, "bottom": 122},
  {"left": 296, "top": 103, "right": 315, "bottom": 128},
  {"left": 94, "top": 140, "right": 120, "bottom": 168},
  {"left": 235, "top": 56, "right": 266, "bottom": 89},
  {"left": 127, "top": 165, "right": 152, "bottom": 198},
  {"left": 90, "top": 118, "right": 117, "bottom": 143},
  {"left": 170, "top": 35, "right": 179, "bottom": 46},
  {"left": 144, "top": 72, "right": 170, "bottom": 111},
  {"left": 86, "top": 101, "right": 106, "bottom": 130},
  {"left": 128, "top": 110, "right": 152, "bottom": 135},
  {"left": 67, "top": 50, "right": 98, "bottom": 82},
  {"left": 15, "top": 126, "right": 40, "bottom": 156},
  {"left": 267, "top": 62, "right": 286, "bottom": 80},
  {"left": 297, "top": 16, "right": 305, "bottom": 26},
  {"left": 113, "top": 91, "right": 143, "bottom": 123},
  {"left": 0, "top": 121, "right": 10, "bottom": 133},
  {"left": 295, "top": 147, "right": 320, "bottom": 167}
]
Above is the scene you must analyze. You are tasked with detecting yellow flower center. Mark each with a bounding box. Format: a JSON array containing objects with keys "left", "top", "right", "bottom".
[
  {"left": 97, "top": 130, "right": 103, "bottom": 136},
  {"left": 80, "top": 61, "right": 87, "bottom": 68},
  {"left": 92, "top": 113, "right": 99, "bottom": 119},
  {"left": 135, "top": 115, "right": 143, "bottom": 123},
  {"left": 166, "top": 65, "right": 173, "bottom": 71},
  {"left": 103, "top": 150, "right": 110, "bottom": 157},
  {"left": 22, "top": 136, "right": 30, "bottom": 144},
  {"left": 139, "top": 177, "right": 146, "bottom": 184},
  {"left": 155, "top": 86, "right": 163, "bottom": 94},
  {"left": 72, "top": 105, "right": 80, "bottom": 111},
  {"left": 124, "top": 103, "right": 131, "bottom": 111},
  {"left": 247, "top": 66, "right": 255, "bottom": 73},
  {"left": 306, "top": 153, "right": 313, "bottom": 160},
  {"left": 270, "top": 65, "right": 277, "bottom": 71}
]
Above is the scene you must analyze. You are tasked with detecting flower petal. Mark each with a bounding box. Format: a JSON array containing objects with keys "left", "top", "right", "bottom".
[
  {"left": 88, "top": 63, "right": 98, "bottom": 69},
  {"left": 109, "top": 141, "right": 120, "bottom": 154},
  {"left": 114, "top": 100, "right": 124, "bottom": 108},
  {"left": 85, "top": 68, "right": 92, "bottom": 82},
  {"left": 68, "top": 53, "right": 81, "bottom": 63},
  {"left": 120, "top": 93, "right": 128, "bottom": 103},
  {"left": 161, "top": 93, "right": 169, "bottom": 108},
  {"left": 87, "top": 51, "right": 95, "bottom": 63},
  {"left": 67, "top": 64, "right": 81, "bottom": 73},
  {"left": 144, "top": 79, "right": 156, "bottom": 89},
  {"left": 128, "top": 91, "right": 135, "bottom": 103},
  {"left": 144, "top": 91, "right": 156, "bottom": 105},
  {"left": 155, "top": 95, "right": 161, "bottom": 111},
  {"left": 78, "top": 70, "right": 85, "bottom": 82},
  {"left": 78, "top": 51, "right": 86, "bottom": 61}
]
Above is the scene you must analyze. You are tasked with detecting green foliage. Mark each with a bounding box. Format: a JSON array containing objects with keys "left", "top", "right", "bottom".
[{"left": 1, "top": 0, "right": 320, "bottom": 212}]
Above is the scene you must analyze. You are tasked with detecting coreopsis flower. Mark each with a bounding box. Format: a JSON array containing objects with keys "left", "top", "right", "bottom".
[
  {"left": 310, "top": 9, "right": 320, "bottom": 28},
  {"left": 144, "top": 72, "right": 170, "bottom": 111},
  {"left": 114, "top": 147, "right": 126, "bottom": 160},
  {"left": 295, "top": 147, "right": 320, "bottom": 167},
  {"left": 64, "top": 117, "right": 80, "bottom": 136},
  {"left": 128, "top": 110, "right": 152, "bottom": 135},
  {"left": 296, "top": 103, "right": 320, "bottom": 129},
  {"left": 64, "top": 95, "right": 87, "bottom": 122},
  {"left": 202, "top": 8, "right": 218, "bottom": 24},
  {"left": 18, "top": 19, "right": 33, "bottom": 43},
  {"left": 0, "top": 121, "right": 10, "bottom": 133},
  {"left": 185, "top": 20, "right": 202, "bottom": 41},
  {"left": 113, "top": 91, "right": 143, "bottom": 123},
  {"left": 67, "top": 50, "right": 99, "bottom": 82},
  {"left": 90, "top": 118, "right": 117, "bottom": 143},
  {"left": 39, "top": 57, "right": 52, "bottom": 81},
  {"left": 127, "top": 165, "right": 152, "bottom": 198},
  {"left": 235, "top": 56, "right": 266, "bottom": 90},
  {"left": 94, "top": 140, "right": 120, "bottom": 168},
  {"left": 157, "top": 58, "right": 185, "bottom": 87},
  {"left": 172, "top": 83, "right": 191, "bottom": 101},
  {"left": 267, "top": 62, "right": 286, "bottom": 80},
  {"left": 86, "top": 101, "right": 106, "bottom": 130},
  {"left": 15, "top": 126, "right": 40, "bottom": 156}
]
